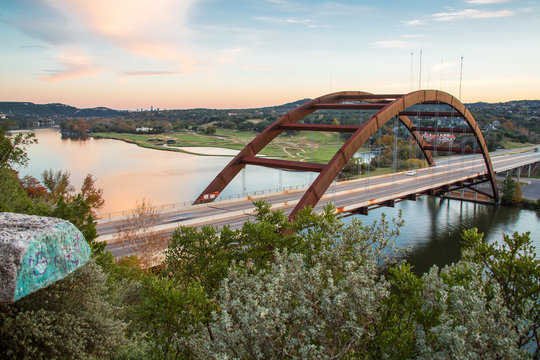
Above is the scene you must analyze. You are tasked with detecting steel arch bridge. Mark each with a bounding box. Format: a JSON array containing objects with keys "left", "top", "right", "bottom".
[{"left": 194, "top": 90, "right": 499, "bottom": 218}]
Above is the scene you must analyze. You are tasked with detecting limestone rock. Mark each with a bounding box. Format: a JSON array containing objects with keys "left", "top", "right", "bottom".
[{"left": 0, "top": 212, "right": 91, "bottom": 304}]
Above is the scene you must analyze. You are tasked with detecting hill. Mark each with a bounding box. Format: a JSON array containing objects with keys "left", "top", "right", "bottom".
[{"left": 0, "top": 102, "right": 123, "bottom": 118}]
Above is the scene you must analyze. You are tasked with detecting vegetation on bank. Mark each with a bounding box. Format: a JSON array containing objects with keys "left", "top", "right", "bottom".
[
  {"left": 3, "top": 98, "right": 538, "bottom": 153},
  {"left": 93, "top": 128, "right": 373, "bottom": 164},
  {"left": 1, "top": 125, "right": 540, "bottom": 359},
  {"left": 501, "top": 175, "right": 540, "bottom": 210}
]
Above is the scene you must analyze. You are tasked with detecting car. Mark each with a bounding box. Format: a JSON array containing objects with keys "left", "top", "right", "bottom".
[{"left": 406, "top": 170, "right": 416, "bottom": 176}]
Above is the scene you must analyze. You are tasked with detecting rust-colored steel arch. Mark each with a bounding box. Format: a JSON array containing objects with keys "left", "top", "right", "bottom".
[{"left": 194, "top": 90, "right": 498, "bottom": 218}]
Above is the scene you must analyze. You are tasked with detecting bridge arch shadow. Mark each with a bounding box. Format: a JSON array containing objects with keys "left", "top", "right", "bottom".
[{"left": 194, "top": 90, "right": 498, "bottom": 218}]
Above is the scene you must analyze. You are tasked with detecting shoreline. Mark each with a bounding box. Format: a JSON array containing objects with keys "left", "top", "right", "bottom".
[{"left": 92, "top": 134, "right": 238, "bottom": 158}]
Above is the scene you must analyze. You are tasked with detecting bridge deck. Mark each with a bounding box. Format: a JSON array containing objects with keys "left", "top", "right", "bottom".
[{"left": 98, "top": 149, "right": 540, "bottom": 256}]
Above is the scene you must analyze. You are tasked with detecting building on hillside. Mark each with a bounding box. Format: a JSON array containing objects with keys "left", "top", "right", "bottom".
[{"left": 421, "top": 133, "right": 456, "bottom": 144}]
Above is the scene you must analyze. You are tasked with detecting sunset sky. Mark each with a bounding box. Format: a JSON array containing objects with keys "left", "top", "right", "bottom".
[{"left": 1, "top": 0, "right": 539, "bottom": 110}]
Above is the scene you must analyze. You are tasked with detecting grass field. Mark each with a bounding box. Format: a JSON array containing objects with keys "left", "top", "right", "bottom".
[
  {"left": 500, "top": 139, "right": 537, "bottom": 149},
  {"left": 93, "top": 129, "right": 539, "bottom": 170},
  {"left": 93, "top": 129, "right": 357, "bottom": 163}
]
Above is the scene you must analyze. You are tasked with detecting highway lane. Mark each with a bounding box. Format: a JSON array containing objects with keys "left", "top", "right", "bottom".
[
  {"left": 98, "top": 150, "right": 538, "bottom": 236},
  {"left": 99, "top": 149, "right": 540, "bottom": 257}
]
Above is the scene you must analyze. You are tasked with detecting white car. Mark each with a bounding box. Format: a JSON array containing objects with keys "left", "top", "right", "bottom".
[{"left": 406, "top": 170, "right": 416, "bottom": 176}]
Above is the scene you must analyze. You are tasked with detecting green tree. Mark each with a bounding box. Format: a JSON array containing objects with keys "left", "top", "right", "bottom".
[
  {"left": 502, "top": 174, "right": 523, "bottom": 204},
  {"left": 135, "top": 277, "right": 212, "bottom": 359},
  {"left": 0, "top": 261, "right": 128, "bottom": 360},
  {"left": 52, "top": 194, "right": 98, "bottom": 244},
  {"left": 461, "top": 229, "right": 539, "bottom": 357},
  {"left": 165, "top": 202, "right": 404, "bottom": 358},
  {"left": 204, "top": 125, "right": 216, "bottom": 134},
  {"left": 0, "top": 126, "right": 36, "bottom": 169},
  {"left": 42, "top": 169, "right": 75, "bottom": 200},
  {"left": 80, "top": 174, "right": 105, "bottom": 215},
  {"left": 514, "top": 181, "right": 523, "bottom": 203},
  {"left": 164, "top": 201, "right": 372, "bottom": 300},
  {"left": 502, "top": 174, "right": 516, "bottom": 204},
  {"left": 0, "top": 168, "right": 46, "bottom": 214}
]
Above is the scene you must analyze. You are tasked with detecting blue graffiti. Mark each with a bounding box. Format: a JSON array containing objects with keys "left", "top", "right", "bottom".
[{"left": 14, "top": 222, "right": 91, "bottom": 301}]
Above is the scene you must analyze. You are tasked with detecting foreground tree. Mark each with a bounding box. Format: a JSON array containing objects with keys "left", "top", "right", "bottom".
[
  {"left": 0, "top": 126, "right": 36, "bottom": 169},
  {"left": 0, "top": 261, "right": 128, "bottom": 360},
  {"left": 42, "top": 169, "right": 75, "bottom": 200},
  {"left": 460, "top": 229, "right": 539, "bottom": 357},
  {"left": 164, "top": 202, "right": 405, "bottom": 357},
  {"left": 165, "top": 202, "right": 538, "bottom": 359},
  {"left": 502, "top": 174, "right": 523, "bottom": 204},
  {"left": 115, "top": 198, "right": 167, "bottom": 268}
]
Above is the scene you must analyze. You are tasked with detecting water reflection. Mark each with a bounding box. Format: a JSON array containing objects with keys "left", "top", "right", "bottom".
[{"left": 345, "top": 197, "right": 539, "bottom": 274}]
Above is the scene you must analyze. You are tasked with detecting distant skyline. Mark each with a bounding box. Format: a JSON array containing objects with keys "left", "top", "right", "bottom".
[{"left": 1, "top": 0, "right": 539, "bottom": 110}]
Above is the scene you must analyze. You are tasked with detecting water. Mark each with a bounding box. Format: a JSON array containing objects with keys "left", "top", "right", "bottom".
[
  {"left": 18, "top": 128, "right": 313, "bottom": 214},
  {"left": 345, "top": 197, "right": 539, "bottom": 274},
  {"left": 18, "top": 128, "right": 540, "bottom": 272}
]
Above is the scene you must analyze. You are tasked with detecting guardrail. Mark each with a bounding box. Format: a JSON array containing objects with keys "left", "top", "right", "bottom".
[
  {"left": 96, "top": 182, "right": 315, "bottom": 221},
  {"left": 95, "top": 149, "right": 538, "bottom": 221}
]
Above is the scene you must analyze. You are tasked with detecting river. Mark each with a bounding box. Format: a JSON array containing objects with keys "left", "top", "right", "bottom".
[
  {"left": 18, "top": 128, "right": 540, "bottom": 273},
  {"left": 19, "top": 128, "right": 314, "bottom": 214}
]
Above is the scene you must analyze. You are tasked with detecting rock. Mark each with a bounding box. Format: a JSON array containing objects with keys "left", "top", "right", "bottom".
[{"left": 0, "top": 212, "right": 91, "bottom": 304}]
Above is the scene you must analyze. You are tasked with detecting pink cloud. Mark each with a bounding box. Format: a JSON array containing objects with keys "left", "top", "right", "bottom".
[
  {"left": 40, "top": 49, "right": 100, "bottom": 82},
  {"left": 44, "top": 0, "right": 198, "bottom": 61}
]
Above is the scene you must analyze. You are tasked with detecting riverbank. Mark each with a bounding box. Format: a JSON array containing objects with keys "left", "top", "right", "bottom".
[
  {"left": 92, "top": 133, "right": 231, "bottom": 157},
  {"left": 92, "top": 129, "right": 363, "bottom": 163}
]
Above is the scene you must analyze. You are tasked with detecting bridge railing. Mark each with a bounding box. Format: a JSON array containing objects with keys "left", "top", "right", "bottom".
[
  {"left": 96, "top": 182, "right": 315, "bottom": 221},
  {"left": 96, "top": 169, "right": 430, "bottom": 221}
]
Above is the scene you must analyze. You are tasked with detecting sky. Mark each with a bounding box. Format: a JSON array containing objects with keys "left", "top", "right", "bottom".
[{"left": 1, "top": 0, "right": 539, "bottom": 110}]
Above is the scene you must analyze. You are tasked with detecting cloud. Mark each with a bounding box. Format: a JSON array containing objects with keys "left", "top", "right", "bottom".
[
  {"left": 401, "top": 34, "right": 426, "bottom": 39},
  {"left": 5, "top": 0, "right": 204, "bottom": 81},
  {"left": 43, "top": 0, "right": 199, "bottom": 61},
  {"left": 5, "top": 6, "right": 78, "bottom": 45},
  {"left": 120, "top": 70, "right": 185, "bottom": 77},
  {"left": 373, "top": 40, "right": 419, "bottom": 49},
  {"left": 254, "top": 16, "right": 314, "bottom": 25},
  {"left": 40, "top": 49, "right": 100, "bottom": 82},
  {"left": 254, "top": 16, "right": 331, "bottom": 29},
  {"left": 465, "top": 0, "right": 508, "bottom": 4},
  {"left": 405, "top": 19, "right": 423, "bottom": 26},
  {"left": 432, "top": 9, "right": 515, "bottom": 21},
  {"left": 405, "top": 4, "right": 517, "bottom": 26},
  {"left": 261, "top": 0, "right": 370, "bottom": 15},
  {"left": 311, "top": 2, "right": 371, "bottom": 16}
]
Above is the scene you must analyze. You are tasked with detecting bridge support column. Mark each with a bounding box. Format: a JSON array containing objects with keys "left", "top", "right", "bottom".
[{"left": 528, "top": 164, "right": 531, "bottom": 178}]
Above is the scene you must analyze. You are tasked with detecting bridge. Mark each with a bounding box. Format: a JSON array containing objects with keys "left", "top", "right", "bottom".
[
  {"left": 193, "top": 90, "right": 500, "bottom": 217},
  {"left": 96, "top": 90, "right": 540, "bottom": 256}
]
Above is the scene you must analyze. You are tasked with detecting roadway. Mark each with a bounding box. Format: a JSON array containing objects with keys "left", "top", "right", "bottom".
[{"left": 98, "top": 148, "right": 540, "bottom": 257}]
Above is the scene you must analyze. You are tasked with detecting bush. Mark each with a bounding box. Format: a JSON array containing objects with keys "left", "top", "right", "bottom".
[{"left": 0, "top": 260, "right": 128, "bottom": 360}]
